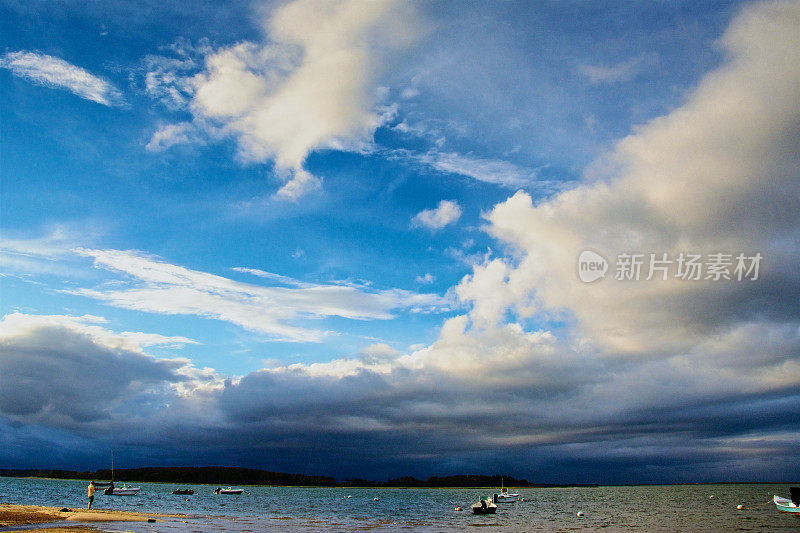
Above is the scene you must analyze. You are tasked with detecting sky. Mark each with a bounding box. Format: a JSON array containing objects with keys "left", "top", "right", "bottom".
[{"left": 1, "top": 0, "right": 799, "bottom": 484}]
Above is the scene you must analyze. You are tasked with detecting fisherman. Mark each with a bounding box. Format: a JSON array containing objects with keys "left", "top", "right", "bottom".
[{"left": 87, "top": 482, "right": 96, "bottom": 509}]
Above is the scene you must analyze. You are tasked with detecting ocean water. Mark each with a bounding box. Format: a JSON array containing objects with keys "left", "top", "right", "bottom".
[{"left": 1, "top": 477, "right": 797, "bottom": 532}]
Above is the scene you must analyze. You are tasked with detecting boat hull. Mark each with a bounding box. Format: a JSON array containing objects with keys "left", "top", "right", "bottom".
[
  {"left": 105, "top": 488, "right": 140, "bottom": 495},
  {"left": 773, "top": 495, "right": 800, "bottom": 514},
  {"left": 216, "top": 489, "right": 244, "bottom": 494},
  {"left": 471, "top": 501, "right": 498, "bottom": 514}
]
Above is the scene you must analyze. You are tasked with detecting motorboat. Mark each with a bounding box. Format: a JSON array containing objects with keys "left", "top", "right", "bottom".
[
  {"left": 214, "top": 487, "right": 244, "bottom": 494},
  {"left": 774, "top": 488, "right": 800, "bottom": 514},
  {"left": 172, "top": 489, "right": 195, "bottom": 495},
  {"left": 471, "top": 498, "right": 497, "bottom": 514}
]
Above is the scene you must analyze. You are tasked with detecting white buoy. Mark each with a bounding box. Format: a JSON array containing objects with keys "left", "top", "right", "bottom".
[
  {"left": 347, "top": 495, "right": 352, "bottom": 499},
  {"left": 520, "top": 497, "right": 527, "bottom": 502},
  {"left": 373, "top": 497, "right": 380, "bottom": 501},
  {"left": 454, "top": 507, "right": 462, "bottom": 511},
  {"left": 737, "top": 504, "right": 744, "bottom": 509},
  {"left": 576, "top": 511, "right": 584, "bottom": 517},
  {"left": 709, "top": 495, "right": 714, "bottom": 499}
]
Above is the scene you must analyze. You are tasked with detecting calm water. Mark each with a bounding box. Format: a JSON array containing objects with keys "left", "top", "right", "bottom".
[{"left": 1, "top": 477, "right": 797, "bottom": 532}]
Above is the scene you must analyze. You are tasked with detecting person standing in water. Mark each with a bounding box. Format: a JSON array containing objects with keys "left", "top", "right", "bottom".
[{"left": 87, "top": 482, "right": 95, "bottom": 509}]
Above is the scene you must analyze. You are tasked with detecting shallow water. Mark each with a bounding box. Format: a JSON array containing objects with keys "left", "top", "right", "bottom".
[{"left": 1, "top": 477, "right": 798, "bottom": 532}]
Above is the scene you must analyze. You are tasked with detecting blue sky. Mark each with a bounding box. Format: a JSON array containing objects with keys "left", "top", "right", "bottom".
[{"left": 2, "top": 0, "right": 799, "bottom": 483}]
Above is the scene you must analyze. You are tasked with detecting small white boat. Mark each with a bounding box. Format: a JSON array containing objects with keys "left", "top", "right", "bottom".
[
  {"left": 214, "top": 487, "right": 244, "bottom": 494},
  {"left": 493, "top": 477, "right": 520, "bottom": 503},
  {"left": 105, "top": 484, "right": 140, "bottom": 495},
  {"left": 100, "top": 451, "right": 140, "bottom": 495},
  {"left": 774, "top": 494, "right": 800, "bottom": 514}
]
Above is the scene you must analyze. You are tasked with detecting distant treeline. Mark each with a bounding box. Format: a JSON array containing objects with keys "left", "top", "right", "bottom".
[{"left": 0, "top": 468, "right": 597, "bottom": 488}]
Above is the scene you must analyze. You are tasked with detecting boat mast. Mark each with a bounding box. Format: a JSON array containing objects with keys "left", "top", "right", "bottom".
[{"left": 111, "top": 451, "right": 114, "bottom": 482}]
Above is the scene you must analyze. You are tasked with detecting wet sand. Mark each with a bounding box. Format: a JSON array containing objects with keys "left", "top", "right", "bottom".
[{"left": 0, "top": 503, "right": 173, "bottom": 531}]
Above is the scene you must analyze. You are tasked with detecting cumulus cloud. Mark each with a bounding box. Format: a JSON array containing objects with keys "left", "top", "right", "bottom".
[
  {"left": 472, "top": 0, "right": 800, "bottom": 355},
  {"left": 148, "top": 0, "right": 420, "bottom": 199},
  {"left": 411, "top": 200, "right": 462, "bottom": 230},
  {"left": 70, "top": 248, "right": 446, "bottom": 342},
  {"left": 0, "top": 51, "right": 124, "bottom": 106}
]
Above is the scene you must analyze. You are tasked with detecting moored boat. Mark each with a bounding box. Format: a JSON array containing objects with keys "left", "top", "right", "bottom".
[
  {"left": 774, "top": 488, "right": 800, "bottom": 514},
  {"left": 494, "top": 489, "right": 520, "bottom": 503},
  {"left": 214, "top": 487, "right": 244, "bottom": 494},
  {"left": 173, "top": 489, "right": 195, "bottom": 495},
  {"left": 471, "top": 498, "right": 498, "bottom": 514},
  {"left": 105, "top": 484, "right": 141, "bottom": 495},
  {"left": 493, "top": 476, "right": 520, "bottom": 503}
]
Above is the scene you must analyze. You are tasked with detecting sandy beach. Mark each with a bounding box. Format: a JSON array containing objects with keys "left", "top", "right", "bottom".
[{"left": 0, "top": 503, "right": 168, "bottom": 531}]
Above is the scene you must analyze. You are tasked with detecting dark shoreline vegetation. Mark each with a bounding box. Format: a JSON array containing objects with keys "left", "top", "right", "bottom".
[{"left": 0, "top": 468, "right": 599, "bottom": 488}]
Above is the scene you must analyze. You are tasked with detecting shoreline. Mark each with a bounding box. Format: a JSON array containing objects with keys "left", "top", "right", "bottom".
[{"left": 0, "top": 503, "right": 180, "bottom": 532}]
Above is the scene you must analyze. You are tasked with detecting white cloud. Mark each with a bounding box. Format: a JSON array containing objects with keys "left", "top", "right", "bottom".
[
  {"left": 0, "top": 312, "right": 196, "bottom": 353},
  {"left": 411, "top": 200, "right": 462, "bottom": 230},
  {"left": 415, "top": 273, "right": 435, "bottom": 284},
  {"left": 71, "top": 248, "right": 446, "bottom": 342},
  {"left": 459, "top": 0, "right": 800, "bottom": 355},
  {"left": 578, "top": 54, "right": 654, "bottom": 85},
  {"left": 418, "top": 151, "right": 539, "bottom": 188},
  {"left": 145, "top": 122, "right": 196, "bottom": 152},
  {"left": 0, "top": 51, "right": 123, "bottom": 106},
  {"left": 150, "top": 0, "right": 420, "bottom": 199}
]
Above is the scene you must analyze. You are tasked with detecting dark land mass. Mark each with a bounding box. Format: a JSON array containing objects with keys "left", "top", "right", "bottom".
[{"left": 0, "top": 468, "right": 598, "bottom": 488}]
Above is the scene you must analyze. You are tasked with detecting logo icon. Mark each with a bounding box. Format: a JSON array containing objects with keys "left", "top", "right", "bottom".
[{"left": 578, "top": 250, "right": 608, "bottom": 283}]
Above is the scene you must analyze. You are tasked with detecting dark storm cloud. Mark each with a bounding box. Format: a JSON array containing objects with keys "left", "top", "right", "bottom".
[{"left": 0, "top": 322, "right": 186, "bottom": 424}]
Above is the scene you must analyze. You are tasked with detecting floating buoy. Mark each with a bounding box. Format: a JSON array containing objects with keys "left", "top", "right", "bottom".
[
  {"left": 454, "top": 507, "right": 462, "bottom": 511},
  {"left": 737, "top": 504, "right": 744, "bottom": 509},
  {"left": 346, "top": 495, "right": 352, "bottom": 499},
  {"left": 520, "top": 497, "right": 527, "bottom": 502},
  {"left": 373, "top": 497, "right": 380, "bottom": 501},
  {"left": 709, "top": 495, "right": 714, "bottom": 499},
  {"left": 576, "top": 511, "right": 584, "bottom": 517}
]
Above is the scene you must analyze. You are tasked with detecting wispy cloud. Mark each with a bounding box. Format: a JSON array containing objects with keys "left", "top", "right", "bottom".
[
  {"left": 0, "top": 51, "right": 124, "bottom": 106},
  {"left": 420, "top": 151, "right": 532, "bottom": 187},
  {"left": 578, "top": 54, "right": 655, "bottom": 85},
  {"left": 70, "top": 248, "right": 447, "bottom": 342},
  {"left": 411, "top": 200, "right": 461, "bottom": 230}
]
